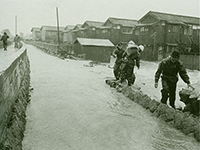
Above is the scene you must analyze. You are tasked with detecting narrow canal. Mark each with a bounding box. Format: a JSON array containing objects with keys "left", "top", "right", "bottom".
[{"left": 22, "top": 45, "right": 200, "bottom": 150}]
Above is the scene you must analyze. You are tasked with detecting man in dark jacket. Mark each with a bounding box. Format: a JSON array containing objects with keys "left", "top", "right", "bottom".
[
  {"left": 111, "top": 42, "right": 125, "bottom": 80},
  {"left": 154, "top": 50, "right": 192, "bottom": 108},
  {"left": 0, "top": 32, "right": 9, "bottom": 51}
]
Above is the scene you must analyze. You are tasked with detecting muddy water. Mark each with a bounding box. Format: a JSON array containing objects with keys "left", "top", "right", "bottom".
[{"left": 22, "top": 45, "right": 200, "bottom": 150}]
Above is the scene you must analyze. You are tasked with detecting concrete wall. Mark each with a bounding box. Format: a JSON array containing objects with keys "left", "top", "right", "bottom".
[
  {"left": 106, "top": 80, "right": 200, "bottom": 142},
  {"left": 25, "top": 41, "right": 59, "bottom": 56},
  {"left": 0, "top": 47, "right": 30, "bottom": 149}
]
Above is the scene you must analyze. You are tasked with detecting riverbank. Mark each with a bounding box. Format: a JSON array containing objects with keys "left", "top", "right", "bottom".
[
  {"left": 0, "top": 44, "right": 30, "bottom": 149},
  {"left": 105, "top": 79, "right": 200, "bottom": 142}
]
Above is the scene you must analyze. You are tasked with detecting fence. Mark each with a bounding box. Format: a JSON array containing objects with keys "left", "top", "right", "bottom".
[{"left": 180, "top": 54, "right": 200, "bottom": 70}]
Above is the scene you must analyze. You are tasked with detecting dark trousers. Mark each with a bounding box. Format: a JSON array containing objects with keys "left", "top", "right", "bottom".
[
  {"left": 14, "top": 42, "right": 18, "bottom": 48},
  {"left": 121, "top": 63, "right": 135, "bottom": 85},
  {"left": 161, "top": 78, "right": 177, "bottom": 108},
  {"left": 113, "top": 63, "right": 121, "bottom": 80},
  {"left": 3, "top": 42, "right": 7, "bottom": 50}
]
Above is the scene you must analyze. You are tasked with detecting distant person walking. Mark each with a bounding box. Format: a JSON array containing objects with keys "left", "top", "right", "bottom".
[
  {"left": 0, "top": 32, "right": 9, "bottom": 51},
  {"left": 154, "top": 50, "right": 193, "bottom": 109},
  {"left": 14, "top": 34, "right": 20, "bottom": 49}
]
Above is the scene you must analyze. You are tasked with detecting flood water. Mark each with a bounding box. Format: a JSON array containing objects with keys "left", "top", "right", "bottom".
[{"left": 22, "top": 45, "right": 200, "bottom": 150}]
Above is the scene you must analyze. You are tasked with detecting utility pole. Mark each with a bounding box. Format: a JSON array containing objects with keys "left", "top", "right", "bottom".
[
  {"left": 56, "top": 7, "right": 60, "bottom": 46},
  {"left": 15, "top": 15, "right": 17, "bottom": 35}
]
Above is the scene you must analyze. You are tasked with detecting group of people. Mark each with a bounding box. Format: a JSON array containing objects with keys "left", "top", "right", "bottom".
[
  {"left": 112, "top": 41, "right": 144, "bottom": 86},
  {"left": 0, "top": 32, "right": 21, "bottom": 51},
  {"left": 112, "top": 40, "right": 193, "bottom": 109}
]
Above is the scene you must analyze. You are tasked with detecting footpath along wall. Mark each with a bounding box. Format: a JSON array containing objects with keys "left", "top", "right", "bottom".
[
  {"left": 106, "top": 80, "right": 200, "bottom": 142},
  {"left": 0, "top": 45, "right": 30, "bottom": 149}
]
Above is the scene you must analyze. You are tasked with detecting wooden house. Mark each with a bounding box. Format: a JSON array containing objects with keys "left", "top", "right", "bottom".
[
  {"left": 40, "top": 26, "right": 65, "bottom": 43},
  {"left": 74, "top": 38, "right": 114, "bottom": 62},
  {"left": 137, "top": 11, "right": 200, "bottom": 61},
  {"left": 81, "top": 21, "right": 104, "bottom": 38},
  {"left": 69, "top": 21, "right": 104, "bottom": 44},
  {"left": 31, "top": 27, "right": 41, "bottom": 41},
  {"left": 74, "top": 24, "right": 82, "bottom": 30},
  {"left": 102, "top": 17, "right": 139, "bottom": 45},
  {"left": 63, "top": 25, "right": 75, "bottom": 43}
]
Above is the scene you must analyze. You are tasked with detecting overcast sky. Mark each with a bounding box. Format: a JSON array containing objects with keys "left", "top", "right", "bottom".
[{"left": 0, "top": 0, "right": 199, "bottom": 35}]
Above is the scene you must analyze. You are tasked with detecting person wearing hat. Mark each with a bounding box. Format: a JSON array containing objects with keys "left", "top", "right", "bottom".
[
  {"left": 111, "top": 42, "right": 125, "bottom": 80},
  {"left": 0, "top": 32, "right": 9, "bottom": 51},
  {"left": 154, "top": 50, "right": 192, "bottom": 109},
  {"left": 121, "top": 41, "right": 143, "bottom": 86}
]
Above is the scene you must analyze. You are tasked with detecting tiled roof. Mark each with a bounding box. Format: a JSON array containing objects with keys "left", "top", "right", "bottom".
[
  {"left": 76, "top": 38, "right": 114, "bottom": 47},
  {"left": 73, "top": 24, "right": 82, "bottom": 30},
  {"left": 140, "top": 11, "right": 200, "bottom": 25},
  {"left": 105, "top": 17, "right": 138, "bottom": 27},
  {"left": 63, "top": 25, "right": 75, "bottom": 33},
  {"left": 82, "top": 21, "right": 104, "bottom": 28},
  {"left": 64, "top": 25, "right": 75, "bottom": 30}
]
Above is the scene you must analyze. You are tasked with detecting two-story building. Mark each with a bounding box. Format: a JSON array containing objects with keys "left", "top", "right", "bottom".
[
  {"left": 100, "top": 17, "right": 138, "bottom": 45},
  {"left": 136, "top": 11, "right": 200, "bottom": 61},
  {"left": 80, "top": 21, "right": 104, "bottom": 39}
]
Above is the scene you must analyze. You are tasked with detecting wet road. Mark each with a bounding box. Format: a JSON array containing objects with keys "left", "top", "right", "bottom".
[{"left": 22, "top": 45, "right": 200, "bottom": 150}]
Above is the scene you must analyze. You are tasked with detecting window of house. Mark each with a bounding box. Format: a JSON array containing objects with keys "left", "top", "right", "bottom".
[
  {"left": 193, "top": 25, "right": 197, "bottom": 29},
  {"left": 113, "top": 25, "right": 120, "bottom": 29},
  {"left": 80, "top": 31, "right": 84, "bottom": 35},
  {"left": 184, "top": 29, "right": 187, "bottom": 35},
  {"left": 102, "top": 29, "right": 108, "bottom": 33},
  {"left": 135, "top": 30, "right": 139, "bottom": 35},
  {"left": 172, "top": 26, "right": 179, "bottom": 33},
  {"left": 121, "top": 28, "right": 133, "bottom": 34},
  {"left": 188, "top": 28, "right": 193, "bottom": 35},
  {"left": 161, "top": 21, "right": 166, "bottom": 26},
  {"left": 140, "top": 27, "right": 144, "bottom": 32},
  {"left": 144, "top": 28, "right": 149, "bottom": 31}
]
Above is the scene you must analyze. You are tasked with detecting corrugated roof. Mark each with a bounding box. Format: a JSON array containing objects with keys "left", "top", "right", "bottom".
[
  {"left": 82, "top": 21, "right": 104, "bottom": 28},
  {"left": 141, "top": 11, "right": 200, "bottom": 25},
  {"left": 105, "top": 17, "right": 138, "bottom": 27},
  {"left": 76, "top": 38, "right": 114, "bottom": 47}
]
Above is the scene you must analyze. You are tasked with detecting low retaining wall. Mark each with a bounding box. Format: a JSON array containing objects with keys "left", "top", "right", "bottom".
[
  {"left": 105, "top": 80, "right": 200, "bottom": 142},
  {"left": 25, "top": 41, "right": 59, "bottom": 56},
  {"left": 0, "top": 46, "right": 30, "bottom": 149}
]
